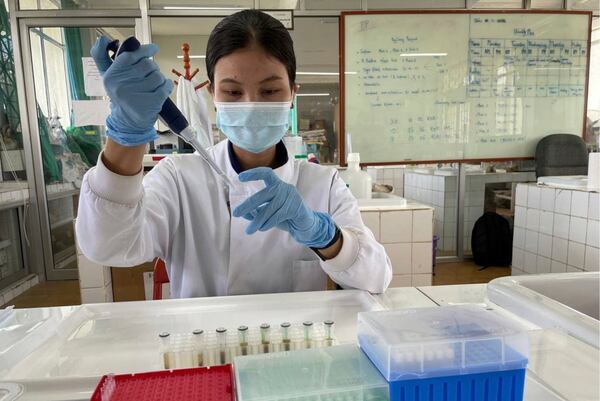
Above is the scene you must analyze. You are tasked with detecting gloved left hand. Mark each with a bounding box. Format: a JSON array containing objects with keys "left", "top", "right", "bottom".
[
  {"left": 233, "top": 167, "right": 337, "bottom": 249},
  {"left": 90, "top": 36, "right": 173, "bottom": 147}
]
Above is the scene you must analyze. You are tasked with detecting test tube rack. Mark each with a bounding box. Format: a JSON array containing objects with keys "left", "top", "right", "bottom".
[{"left": 158, "top": 321, "right": 336, "bottom": 370}]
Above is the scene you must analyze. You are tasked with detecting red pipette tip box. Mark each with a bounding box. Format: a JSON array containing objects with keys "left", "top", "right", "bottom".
[{"left": 89, "top": 364, "right": 234, "bottom": 401}]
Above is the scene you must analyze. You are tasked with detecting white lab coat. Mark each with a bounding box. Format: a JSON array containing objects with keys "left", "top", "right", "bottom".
[
  {"left": 175, "top": 76, "right": 213, "bottom": 148},
  {"left": 76, "top": 140, "right": 392, "bottom": 298}
]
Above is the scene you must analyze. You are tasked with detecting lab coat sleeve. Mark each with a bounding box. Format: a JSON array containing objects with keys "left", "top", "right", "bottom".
[
  {"left": 319, "top": 171, "right": 393, "bottom": 294},
  {"left": 75, "top": 154, "right": 180, "bottom": 267}
]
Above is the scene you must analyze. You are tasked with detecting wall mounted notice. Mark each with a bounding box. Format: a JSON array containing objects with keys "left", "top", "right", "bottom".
[
  {"left": 342, "top": 11, "right": 591, "bottom": 164},
  {"left": 82, "top": 57, "right": 106, "bottom": 97}
]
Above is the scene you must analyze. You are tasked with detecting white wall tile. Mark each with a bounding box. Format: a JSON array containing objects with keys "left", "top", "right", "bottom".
[
  {"left": 81, "top": 288, "right": 106, "bottom": 304},
  {"left": 512, "top": 247, "right": 524, "bottom": 269},
  {"left": 526, "top": 209, "right": 540, "bottom": 232},
  {"left": 413, "top": 209, "right": 433, "bottom": 242},
  {"left": 553, "top": 213, "right": 570, "bottom": 239},
  {"left": 468, "top": 206, "right": 483, "bottom": 222},
  {"left": 571, "top": 191, "right": 589, "bottom": 218},
  {"left": 527, "top": 185, "right": 541, "bottom": 209},
  {"left": 569, "top": 216, "right": 588, "bottom": 244},
  {"left": 380, "top": 211, "right": 412, "bottom": 243},
  {"left": 514, "top": 206, "right": 527, "bottom": 228},
  {"left": 389, "top": 275, "right": 412, "bottom": 288},
  {"left": 538, "top": 233, "right": 553, "bottom": 257},
  {"left": 445, "top": 207, "right": 457, "bottom": 223},
  {"left": 540, "top": 188, "right": 556, "bottom": 212},
  {"left": 361, "top": 212, "right": 380, "bottom": 241},
  {"left": 78, "top": 255, "right": 105, "bottom": 289},
  {"left": 587, "top": 220, "right": 600, "bottom": 248},
  {"left": 539, "top": 211, "right": 554, "bottom": 235},
  {"left": 585, "top": 246, "right": 600, "bottom": 271},
  {"left": 412, "top": 242, "right": 433, "bottom": 274},
  {"left": 567, "top": 241, "right": 585, "bottom": 269},
  {"left": 524, "top": 251, "right": 537, "bottom": 274},
  {"left": 525, "top": 230, "right": 539, "bottom": 253},
  {"left": 442, "top": 236, "right": 455, "bottom": 251},
  {"left": 588, "top": 193, "right": 599, "bottom": 220},
  {"left": 412, "top": 274, "right": 432, "bottom": 287},
  {"left": 551, "top": 260, "right": 567, "bottom": 273},
  {"left": 383, "top": 243, "right": 412, "bottom": 275},
  {"left": 536, "top": 256, "right": 552, "bottom": 274},
  {"left": 555, "top": 189, "right": 572, "bottom": 215},
  {"left": 443, "top": 223, "right": 455, "bottom": 237},
  {"left": 552, "top": 237, "right": 569, "bottom": 263}
]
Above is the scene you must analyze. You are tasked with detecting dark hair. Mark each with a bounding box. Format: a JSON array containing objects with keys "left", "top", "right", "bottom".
[{"left": 206, "top": 10, "right": 296, "bottom": 88}]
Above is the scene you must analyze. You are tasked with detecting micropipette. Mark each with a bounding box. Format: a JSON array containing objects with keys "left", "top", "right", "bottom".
[{"left": 109, "top": 37, "right": 234, "bottom": 189}]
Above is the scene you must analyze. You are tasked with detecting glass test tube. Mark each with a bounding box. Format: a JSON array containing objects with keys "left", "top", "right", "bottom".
[
  {"left": 280, "top": 322, "right": 291, "bottom": 351},
  {"left": 159, "top": 332, "right": 173, "bottom": 369},
  {"left": 260, "top": 323, "right": 271, "bottom": 353},
  {"left": 303, "top": 321, "right": 313, "bottom": 349},
  {"left": 216, "top": 327, "right": 228, "bottom": 365},
  {"left": 324, "top": 320, "right": 335, "bottom": 346},
  {"left": 238, "top": 325, "right": 249, "bottom": 356},
  {"left": 192, "top": 329, "right": 204, "bottom": 367}
]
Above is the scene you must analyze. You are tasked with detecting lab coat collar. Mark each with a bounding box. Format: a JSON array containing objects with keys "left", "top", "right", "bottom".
[
  {"left": 227, "top": 140, "right": 289, "bottom": 174},
  {"left": 211, "top": 139, "right": 298, "bottom": 194}
]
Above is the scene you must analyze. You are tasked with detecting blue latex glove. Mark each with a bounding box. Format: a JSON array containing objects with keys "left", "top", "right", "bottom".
[
  {"left": 90, "top": 36, "right": 173, "bottom": 146},
  {"left": 233, "top": 167, "right": 337, "bottom": 249}
]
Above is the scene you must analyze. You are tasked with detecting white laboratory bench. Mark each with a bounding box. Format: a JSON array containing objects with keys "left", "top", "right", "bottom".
[
  {"left": 512, "top": 182, "right": 599, "bottom": 275},
  {"left": 0, "top": 279, "right": 599, "bottom": 401},
  {"left": 358, "top": 196, "right": 434, "bottom": 288}
]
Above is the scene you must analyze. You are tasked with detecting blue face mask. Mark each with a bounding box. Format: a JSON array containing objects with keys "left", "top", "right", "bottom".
[{"left": 215, "top": 101, "right": 291, "bottom": 154}]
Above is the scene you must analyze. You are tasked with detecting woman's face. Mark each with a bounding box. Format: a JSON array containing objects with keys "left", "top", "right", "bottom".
[{"left": 211, "top": 44, "right": 296, "bottom": 103}]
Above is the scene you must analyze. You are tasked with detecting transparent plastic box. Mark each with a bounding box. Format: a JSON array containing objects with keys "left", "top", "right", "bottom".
[
  {"left": 358, "top": 306, "right": 529, "bottom": 401},
  {"left": 234, "top": 344, "right": 389, "bottom": 401}
]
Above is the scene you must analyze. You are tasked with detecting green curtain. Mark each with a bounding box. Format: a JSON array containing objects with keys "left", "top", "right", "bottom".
[
  {"left": 0, "top": 1, "right": 22, "bottom": 140},
  {"left": 38, "top": 107, "right": 62, "bottom": 183}
]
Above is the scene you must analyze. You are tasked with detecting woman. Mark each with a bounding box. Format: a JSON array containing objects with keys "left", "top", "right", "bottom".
[{"left": 76, "top": 10, "right": 392, "bottom": 298}]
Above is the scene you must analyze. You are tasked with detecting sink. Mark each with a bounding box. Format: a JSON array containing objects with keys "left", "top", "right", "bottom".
[{"left": 487, "top": 272, "right": 600, "bottom": 348}]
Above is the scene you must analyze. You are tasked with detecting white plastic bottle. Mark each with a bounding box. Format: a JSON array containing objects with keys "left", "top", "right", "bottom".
[{"left": 339, "top": 153, "right": 372, "bottom": 199}]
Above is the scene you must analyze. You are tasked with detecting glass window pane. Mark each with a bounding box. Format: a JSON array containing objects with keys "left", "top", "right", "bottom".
[
  {"left": 292, "top": 17, "right": 339, "bottom": 163},
  {"left": 30, "top": 32, "right": 48, "bottom": 117},
  {"left": 567, "top": 0, "right": 600, "bottom": 11},
  {"left": 43, "top": 27, "right": 63, "bottom": 44},
  {"left": 304, "top": 0, "right": 361, "bottom": 10},
  {"left": 529, "top": 0, "right": 563, "bottom": 8},
  {"left": 150, "top": 0, "right": 253, "bottom": 9},
  {"left": 21, "top": 0, "right": 138, "bottom": 9},
  {"left": 39, "top": 0, "right": 57, "bottom": 9},
  {"left": 44, "top": 42, "right": 70, "bottom": 124},
  {"left": 467, "top": 0, "right": 523, "bottom": 8},
  {"left": 0, "top": 209, "right": 25, "bottom": 285},
  {"left": 18, "top": 0, "right": 37, "bottom": 10},
  {"left": 259, "top": 0, "right": 299, "bottom": 9},
  {"left": 366, "top": 0, "right": 464, "bottom": 9}
]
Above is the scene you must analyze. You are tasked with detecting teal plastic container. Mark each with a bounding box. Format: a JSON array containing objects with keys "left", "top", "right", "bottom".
[
  {"left": 357, "top": 306, "right": 529, "bottom": 401},
  {"left": 234, "top": 344, "right": 389, "bottom": 401}
]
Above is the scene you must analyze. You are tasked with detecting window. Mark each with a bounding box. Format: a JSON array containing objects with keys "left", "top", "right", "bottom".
[{"left": 29, "top": 28, "right": 70, "bottom": 124}]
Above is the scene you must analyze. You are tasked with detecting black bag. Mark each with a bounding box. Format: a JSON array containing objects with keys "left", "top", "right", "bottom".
[{"left": 471, "top": 212, "right": 512, "bottom": 267}]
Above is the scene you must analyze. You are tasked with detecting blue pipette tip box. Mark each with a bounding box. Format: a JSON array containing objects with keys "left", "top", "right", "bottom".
[{"left": 357, "top": 305, "right": 529, "bottom": 401}]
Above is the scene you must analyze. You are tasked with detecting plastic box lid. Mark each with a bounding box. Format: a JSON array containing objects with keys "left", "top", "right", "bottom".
[
  {"left": 234, "top": 344, "right": 389, "bottom": 401},
  {"left": 357, "top": 305, "right": 529, "bottom": 382}
]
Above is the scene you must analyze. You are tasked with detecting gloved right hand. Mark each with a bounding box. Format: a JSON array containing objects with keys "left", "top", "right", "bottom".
[{"left": 90, "top": 36, "right": 173, "bottom": 147}]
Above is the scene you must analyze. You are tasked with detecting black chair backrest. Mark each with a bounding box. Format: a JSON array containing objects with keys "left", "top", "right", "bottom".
[{"left": 535, "top": 134, "right": 588, "bottom": 178}]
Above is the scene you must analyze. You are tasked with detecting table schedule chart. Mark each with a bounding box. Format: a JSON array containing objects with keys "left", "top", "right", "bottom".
[{"left": 468, "top": 38, "right": 587, "bottom": 98}]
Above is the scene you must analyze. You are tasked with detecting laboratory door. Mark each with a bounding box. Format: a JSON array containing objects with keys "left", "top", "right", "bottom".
[{"left": 18, "top": 18, "right": 136, "bottom": 280}]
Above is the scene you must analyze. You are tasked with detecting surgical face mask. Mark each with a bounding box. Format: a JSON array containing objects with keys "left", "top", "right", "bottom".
[{"left": 215, "top": 101, "right": 291, "bottom": 154}]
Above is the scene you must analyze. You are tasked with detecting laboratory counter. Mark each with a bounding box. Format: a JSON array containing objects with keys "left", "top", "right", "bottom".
[{"left": 0, "top": 279, "right": 598, "bottom": 401}]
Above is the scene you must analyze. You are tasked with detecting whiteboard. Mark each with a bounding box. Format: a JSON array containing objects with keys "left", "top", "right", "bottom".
[{"left": 341, "top": 11, "right": 591, "bottom": 164}]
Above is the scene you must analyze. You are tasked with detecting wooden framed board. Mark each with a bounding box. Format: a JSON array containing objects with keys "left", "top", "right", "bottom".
[{"left": 339, "top": 10, "right": 592, "bottom": 165}]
